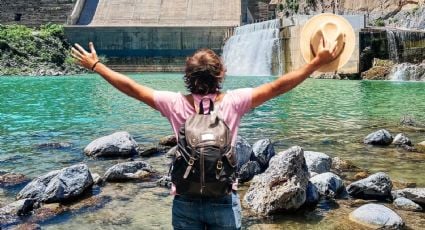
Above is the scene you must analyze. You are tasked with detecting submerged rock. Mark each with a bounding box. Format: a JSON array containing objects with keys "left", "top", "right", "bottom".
[
  {"left": 251, "top": 139, "right": 275, "bottom": 171},
  {"left": 104, "top": 161, "right": 154, "bottom": 181},
  {"left": 349, "top": 204, "right": 404, "bottom": 229},
  {"left": 364, "top": 129, "right": 393, "bottom": 146},
  {"left": 36, "top": 142, "right": 72, "bottom": 149},
  {"left": 310, "top": 172, "right": 344, "bottom": 198},
  {"left": 304, "top": 151, "right": 332, "bottom": 176},
  {"left": 331, "top": 157, "right": 359, "bottom": 172},
  {"left": 235, "top": 136, "right": 253, "bottom": 169},
  {"left": 392, "top": 188, "right": 425, "bottom": 206},
  {"left": 84, "top": 132, "right": 138, "bottom": 157},
  {"left": 159, "top": 135, "right": 177, "bottom": 146},
  {"left": 238, "top": 161, "right": 262, "bottom": 183},
  {"left": 0, "top": 173, "right": 29, "bottom": 188},
  {"left": 17, "top": 164, "right": 93, "bottom": 203},
  {"left": 0, "top": 199, "right": 37, "bottom": 227},
  {"left": 392, "top": 133, "right": 412, "bottom": 146},
  {"left": 393, "top": 197, "right": 423, "bottom": 212},
  {"left": 346, "top": 172, "right": 392, "bottom": 200},
  {"left": 244, "top": 146, "right": 309, "bottom": 216},
  {"left": 137, "top": 144, "right": 169, "bottom": 157},
  {"left": 415, "top": 141, "right": 425, "bottom": 153}
]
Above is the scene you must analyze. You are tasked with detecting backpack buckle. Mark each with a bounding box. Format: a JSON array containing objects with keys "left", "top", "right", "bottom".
[
  {"left": 188, "top": 158, "right": 195, "bottom": 166},
  {"left": 216, "top": 160, "right": 223, "bottom": 170}
]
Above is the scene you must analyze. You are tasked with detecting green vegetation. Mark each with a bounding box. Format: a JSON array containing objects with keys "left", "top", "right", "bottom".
[
  {"left": 374, "top": 19, "right": 386, "bottom": 27},
  {"left": 286, "top": 0, "right": 299, "bottom": 13}
]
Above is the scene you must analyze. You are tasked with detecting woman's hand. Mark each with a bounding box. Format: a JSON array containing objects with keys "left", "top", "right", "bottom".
[
  {"left": 310, "top": 37, "right": 344, "bottom": 68},
  {"left": 71, "top": 42, "right": 99, "bottom": 71}
]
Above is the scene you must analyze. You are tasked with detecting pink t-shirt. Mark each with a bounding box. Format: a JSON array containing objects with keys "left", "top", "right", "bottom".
[{"left": 154, "top": 88, "right": 252, "bottom": 145}]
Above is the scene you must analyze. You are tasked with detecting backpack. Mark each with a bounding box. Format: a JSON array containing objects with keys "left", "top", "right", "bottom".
[{"left": 170, "top": 98, "right": 237, "bottom": 197}]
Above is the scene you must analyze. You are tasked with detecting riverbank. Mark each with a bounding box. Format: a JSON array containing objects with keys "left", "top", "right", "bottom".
[{"left": 0, "top": 24, "right": 86, "bottom": 76}]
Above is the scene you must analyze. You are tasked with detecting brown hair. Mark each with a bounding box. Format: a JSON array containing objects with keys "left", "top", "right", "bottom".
[{"left": 184, "top": 48, "right": 225, "bottom": 95}]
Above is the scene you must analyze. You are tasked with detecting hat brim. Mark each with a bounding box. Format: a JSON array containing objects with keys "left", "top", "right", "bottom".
[{"left": 300, "top": 13, "right": 356, "bottom": 72}]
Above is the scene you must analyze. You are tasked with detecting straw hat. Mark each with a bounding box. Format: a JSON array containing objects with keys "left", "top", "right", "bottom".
[{"left": 300, "top": 13, "right": 355, "bottom": 72}]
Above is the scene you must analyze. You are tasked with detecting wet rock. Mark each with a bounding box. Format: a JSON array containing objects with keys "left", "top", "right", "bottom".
[
  {"left": 392, "top": 180, "right": 416, "bottom": 190},
  {"left": 244, "top": 146, "right": 309, "bottom": 216},
  {"left": 236, "top": 136, "right": 253, "bottom": 169},
  {"left": 238, "top": 161, "right": 262, "bottom": 183},
  {"left": 305, "top": 182, "right": 320, "bottom": 205},
  {"left": 400, "top": 115, "right": 418, "bottom": 127},
  {"left": 0, "top": 173, "right": 29, "bottom": 187},
  {"left": 353, "top": 171, "right": 369, "bottom": 180},
  {"left": 346, "top": 172, "right": 392, "bottom": 200},
  {"left": 415, "top": 141, "right": 425, "bottom": 153},
  {"left": 361, "top": 66, "right": 392, "bottom": 80},
  {"left": 36, "top": 142, "right": 72, "bottom": 149},
  {"left": 165, "top": 145, "right": 178, "bottom": 158},
  {"left": 363, "top": 129, "right": 393, "bottom": 146},
  {"left": 0, "top": 198, "right": 36, "bottom": 216},
  {"left": 31, "top": 203, "right": 68, "bottom": 223},
  {"left": 392, "top": 188, "right": 425, "bottom": 206},
  {"left": 14, "top": 223, "right": 42, "bottom": 230},
  {"left": 349, "top": 204, "right": 404, "bottom": 229},
  {"left": 84, "top": 131, "right": 138, "bottom": 157},
  {"left": 310, "top": 172, "right": 344, "bottom": 198},
  {"left": 251, "top": 139, "right": 275, "bottom": 170},
  {"left": 304, "top": 151, "right": 332, "bottom": 176},
  {"left": 331, "top": 157, "right": 359, "bottom": 172},
  {"left": 392, "top": 133, "right": 412, "bottom": 146},
  {"left": 159, "top": 135, "right": 177, "bottom": 146},
  {"left": 137, "top": 144, "right": 169, "bottom": 157},
  {"left": 156, "top": 176, "right": 172, "bottom": 188},
  {"left": 104, "top": 161, "right": 154, "bottom": 181},
  {"left": 17, "top": 164, "right": 93, "bottom": 203},
  {"left": 393, "top": 197, "right": 422, "bottom": 212},
  {"left": 91, "top": 173, "right": 103, "bottom": 186}
]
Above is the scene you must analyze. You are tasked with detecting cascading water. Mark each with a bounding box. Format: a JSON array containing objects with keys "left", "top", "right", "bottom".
[
  {"left": 386, "top": 30, "right": 399, "bottom": 63},
  {"left": 389, "top": 63, "right": 425, "bottom": 81},
  {"left": 222, "top": 19, "right": 282, "bottom": 76}
]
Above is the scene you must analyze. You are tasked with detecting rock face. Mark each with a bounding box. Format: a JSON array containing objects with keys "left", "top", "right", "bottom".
[
  {"left": 17, "top": 164, "right": 93, "bottom": 203},
  {"left": 392, "top": 188, "right": 425, "bottom": 206},
  {"left": 346, "top": 172, "right": 393, "bottom": 200},
  {"left": 349, "top": 204, "right": 405, "bottom": 229},
  {"left": 235, "top": 136, "right": 253, "bottom": 169},
  {"left": 251, "top": 139, "right": 275, "bottom": 170},
  {"left": 304, "top": 151, "right": 332, "bottom": 176},
  {"left": 393, "top": 197, "right": 423, "bottom": 212},
  {"left": 392, "top": 133, "right": 412, "bottom": 146},
  {"left": 244, "top": 146, "right": 309, "bottom": 216},
  {"left": 363, "top": 129, "right": 393, "bottom": 146},
  {"left": 310, "top": 172, "right": 344, "bottom": 198},
  {"left": 104, "top": 161, "right": 154, "bottom": 181},
  {"left": 238, "top": 161, "right": 262, "bottom": 183},
  {"left": 84, "top": 132, "right": 138, "bottom": 157}
]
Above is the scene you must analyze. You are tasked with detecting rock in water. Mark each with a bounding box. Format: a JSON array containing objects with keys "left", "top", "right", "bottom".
[
  {"left": 415, "top": 141, "right": 425, "bottom": 153},
  {"left": 251, "top": 139, "right": 275, "bottom": 171},
  {"left": 310, "top": 172, "right": 344, "bottom": 198},
  {"left": 235, "top": 136, "right": 253, "bottom": 169},
  {"left": 104, "top": 161, "right": 154, "bottom": 181},
  {"left": 0, "top": 198, "right": 36, "bottom": 216},
  {"left": 392, "top": 188, "right": 425, "bottom": 206},
  {"left": 238, "top": 161, "right": 262, "bottom": 183},
  {"left": 305, "top": 182, "right": 320, "bottom": 205},
  {"left": 392, "top": 133, "right": 412, "bottom": 146},
  {"left": 346, "top": 172, "right": 392, "bottom": 200},
  {"left": 84, "top": 132, "right": 138, "bottom": 157},
  {"left": 17, "top": 164, "right": 93, "bottom": 203},
  {"left": 244, "top": 146, "right": 309, "bottom": 216},
  {"left": 349, "top": 204, "right": 404, "bottom": 229},
  {"left": 363, "top": 129, "right": 393, "bottom": 146},
  {"left": 393, "top": 197, "right": 423, "bottom": 212},
  {"left": 304, "top": 151, "right": 332, "bottom": 176},
  {"left": 159, "top": 135, "right": 177, "bottom": 146}
]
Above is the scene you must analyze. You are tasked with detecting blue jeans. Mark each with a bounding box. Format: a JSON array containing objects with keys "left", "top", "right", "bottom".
[{"left": 172, "top": 192, "right": 242, "bottom": 230}]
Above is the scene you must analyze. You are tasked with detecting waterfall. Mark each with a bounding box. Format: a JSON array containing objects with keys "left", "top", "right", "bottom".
[
  {"left": 222, "top": 19, "right": 282, "bottom": 76},
  {"left": 386, "top": 30, "right": 399, "bottom": 63},
  {"left": 389, "top": 63, "right": 425, "bottom": 81}
]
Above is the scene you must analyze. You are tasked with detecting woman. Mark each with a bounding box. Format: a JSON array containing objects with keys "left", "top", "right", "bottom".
[{"left": 71, "top": 38, "right": 340, "bottom": 229}]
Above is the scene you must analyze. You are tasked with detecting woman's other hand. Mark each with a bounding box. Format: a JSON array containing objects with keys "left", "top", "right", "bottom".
[
  {"left": 71, "top": 42, "right": 99, "bottom": 71},
  {"left": 310, "top": 37, "right": 344, "bottom": 68}
]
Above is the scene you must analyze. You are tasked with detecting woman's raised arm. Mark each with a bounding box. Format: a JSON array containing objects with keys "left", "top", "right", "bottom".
[{"left": 71, "top": 42, "right": 156, "bottom": 109}]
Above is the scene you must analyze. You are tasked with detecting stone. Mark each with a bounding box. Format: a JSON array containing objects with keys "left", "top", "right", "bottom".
[
  {"left": 361, "top": 66, "right": 392, "bottom": 80},
  {"left": 393, "top": 197, "right": 422, "bottom": 212},
  {"left": 392, "top": 133, "right": 412, "bottom": 146},
  {"left": 17, "top": 164, "right": 93, "bottom": 203},
  {"left": 14, "top": 223, "right": 42, "bottom": 230},
  {"left": 349, "top": 204, "right": 404, "bottom": 229},
  {"left": 0, "top": 198, "right": 36, "bottom": 216},
  {"left": 156, "top": 176, "right": 172, "bottom": 188},
  {"left": 165, "top": 145, "right": 178, "bottom": 158},
  {"left": 415, "top": 141, "right": 425, "bottom": 153},
  {"left": 251, "top": 139, "right": 275, "bottom": 171},
  {"left": 238, "top": 161, "right": 262, "bottom": 183},
  {"left": 305, "top": 182, "right": 320, "bottom": 205},
  {"left": 331, "top": 157, "right": 359, "bottom": 172},
  {"left": 36, "top": 142, "right": 72, "bottom": 149},
  {"left": 84, "top": 131, "right": 138, "bottom": 157},
  {"left": 137, "top": 144, "right": 169, "bottom": 157},
  {"left": 392, "top": 188, "right": 425, "bottom": 206},
  {"left": 91, "top": 173, "right": 103, "bottom": 185},
  {"left": 310, "top": 172, "right": 344, "bottom": 198},
  {"left": 0, "top": 173, "right": 29, "bottom": 187},
  {"left": 159, "top": 135, "right": 177, "bottom": 146},
  {"left": 235, "top": 136, "right": 253, "bottom": 169},
  {"left": 104, "top": 161, "right": 154, "bottom": 181},
  {"left": 346, "top": 172, "right": 392, "bottom": 200},
  {"left": 304, "top": 151, "right": 332, "bottom": 176},
  {"left": 363, "top": 129, "right": 393, "bottom": 146},
  {"left": 353, "top": 171, "right": 369, "bottom": 180},
  {"left": 244, "top": 146, "right": 309, "bottom": 216}
]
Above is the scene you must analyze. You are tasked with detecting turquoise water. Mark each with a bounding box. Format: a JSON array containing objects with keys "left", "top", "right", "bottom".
[{"left": 1, "top": 74, "right": 425, "bottom": 229}]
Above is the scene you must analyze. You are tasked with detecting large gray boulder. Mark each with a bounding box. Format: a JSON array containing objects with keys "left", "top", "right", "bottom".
[
  {"left": 244, "top": 146, "right": 309, "bottom": 216},
  {"left": 393, "top": 197, "right": 423, "bottom": 212},
  {"left": 104, "top": 161, "right": 154, "bottom": 181},
  {"left": 363, "top": 129, "right": 393, "bottom": 146},
  {"left": 349, "top": 204, "right": 404, "bottom": 229},
  {"left": 235, "top": 136, "right": 253, "bottom": 169},
  {"left": 392, "top": 133, "right": 412, "bottom": 146},
  {"left": 310, "top": 172, "right": 344, "bottom": 198},
  {"left": 251, "top": 139, "right": 275, "bottom": 170},
  {"left": 346, "top": 172, "right": 392, "bottom": 200},
  {"left": 392, "top": 188, "right": 425, "bottom": 206},
  {"left": 305, "top": 182, "right": 320, "bottom": 205},
  {"left": 17, "top": 164, "right": 93, "bottom": 203},
  {"left": 84, "top": 132, "right": 138, "bottom": 157},
  {"left": 238, "top": 161, "right": 262, "bottom": 183},
  {"left": 304, "top": 151, "right": 332, "bottom": 176}
]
